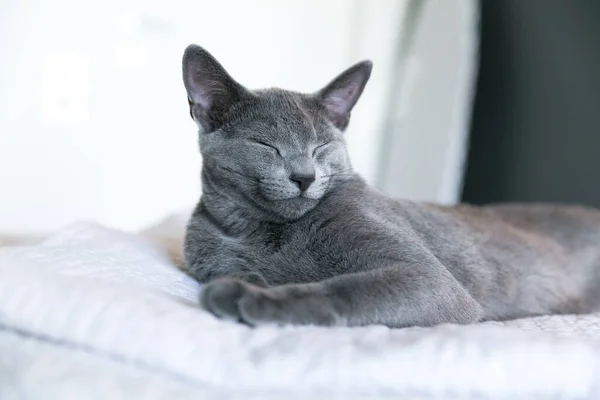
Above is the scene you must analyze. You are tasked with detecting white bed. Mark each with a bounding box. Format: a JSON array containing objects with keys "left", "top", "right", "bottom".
[{"left": 2, "top": 217, "right": 600, "bottom": 399}]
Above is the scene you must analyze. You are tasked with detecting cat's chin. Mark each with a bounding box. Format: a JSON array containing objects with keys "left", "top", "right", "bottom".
[{"left": 267, "top": 197, "right": 320, "bottom": 222}]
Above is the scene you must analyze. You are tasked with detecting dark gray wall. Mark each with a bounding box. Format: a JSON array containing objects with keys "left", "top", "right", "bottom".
[{"left": 462, "top": 0, "right": 600, "bottom": 206}]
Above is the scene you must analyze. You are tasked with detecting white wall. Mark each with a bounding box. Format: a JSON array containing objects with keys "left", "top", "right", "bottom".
[
  {"left": 377, "top": 0, "right": 478, "bottom": 203},
  {"left": 0, "top": 0, "right": 406, "bottom": 233}
]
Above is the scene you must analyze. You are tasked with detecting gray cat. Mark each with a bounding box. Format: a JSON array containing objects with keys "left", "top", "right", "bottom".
[{"left": 182, "top": 44, "right": 600, "bottom": 328}]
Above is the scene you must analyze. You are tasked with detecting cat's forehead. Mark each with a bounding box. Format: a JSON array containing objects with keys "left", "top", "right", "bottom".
[{"left": 225, "top": 89, "right": 325, "bottom": 142}]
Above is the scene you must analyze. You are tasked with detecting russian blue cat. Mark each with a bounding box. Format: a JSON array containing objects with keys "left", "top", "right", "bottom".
[{"left": 182, "top": 44, "right": 600, "bottom": 328}]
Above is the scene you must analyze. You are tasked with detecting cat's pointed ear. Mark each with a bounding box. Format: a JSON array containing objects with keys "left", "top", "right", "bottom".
[
  {"left": 182, "top": 44, "right": 247, "bottom": 132},
  {"left": 316, "top": 60, "right": 373, "bottom": 131}
]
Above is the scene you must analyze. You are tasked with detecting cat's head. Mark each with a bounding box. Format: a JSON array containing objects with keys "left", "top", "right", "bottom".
[{"left": 182, "top": 44, "right": 372, "bottom": 222}]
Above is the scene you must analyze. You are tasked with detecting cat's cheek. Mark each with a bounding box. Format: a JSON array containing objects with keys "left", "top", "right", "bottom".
[
  {"left": 303, "top": 176, "right": 326, "bottom": 201},
  {"left": 314, "top": 165, "right": 325, "bottom": 180}
]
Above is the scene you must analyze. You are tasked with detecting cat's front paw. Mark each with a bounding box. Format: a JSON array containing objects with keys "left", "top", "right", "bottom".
[
  {"left": 201, "top": 278, "right": 247, "bottom": 321},
  {"left": 200, "top": 278, "right": 276, "bottom": 326},
  {"left": 201, "top": 278, "right": 339, "bottom": 327}
]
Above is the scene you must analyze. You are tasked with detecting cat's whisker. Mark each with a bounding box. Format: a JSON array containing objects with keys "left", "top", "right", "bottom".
[
  {"left": 325, "top": 174, "right": 354, "bottom": 179},
  {"left": 321, "top": 169, "right": 355, "bottom": 178}
]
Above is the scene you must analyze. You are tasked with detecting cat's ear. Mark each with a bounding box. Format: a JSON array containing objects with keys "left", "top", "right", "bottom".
[
  {"left": 182, "top": 44, "right": 248, "bottom": 132},
  {"left": 316, "top": 60, "right": 373, "bottom": 131}
]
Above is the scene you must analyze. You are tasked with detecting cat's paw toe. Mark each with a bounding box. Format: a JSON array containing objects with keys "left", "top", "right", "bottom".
[
  {"left": 200, "top": 278, "right": 279, "bottom": 326},
  {"left": 237, "top": 291, "right": 278, "bottom": 326},
  {"left": 201, "top": 278, "right": 249, "bottom": 322}
]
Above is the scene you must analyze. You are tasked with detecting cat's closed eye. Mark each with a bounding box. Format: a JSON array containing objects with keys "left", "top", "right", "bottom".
[
  {"left": 250, "top": 140, "right": 280, "bottom": 156},
  {"left": 312, "top": 142, "right": 333, "bottom": 157}
]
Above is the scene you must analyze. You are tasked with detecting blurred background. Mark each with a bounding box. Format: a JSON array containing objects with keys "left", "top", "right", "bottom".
[{"left": 0, "top": 0, "right": 598, "bottom": 235}]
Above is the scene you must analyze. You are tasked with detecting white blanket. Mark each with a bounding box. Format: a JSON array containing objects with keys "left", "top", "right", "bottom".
[{"left": 2, "top": 222, "right": 600, "bottom": 399}]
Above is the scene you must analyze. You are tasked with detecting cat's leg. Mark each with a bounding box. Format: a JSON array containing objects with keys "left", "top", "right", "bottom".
[
  {"left": 201, "top": 264, "right": 483, "bottom": 327},
  {"left": 192, "top": 268, "right": 269, "bottom": 287},
  {"left": 186, "top": 255, "right": 269, "bottom": 287}
]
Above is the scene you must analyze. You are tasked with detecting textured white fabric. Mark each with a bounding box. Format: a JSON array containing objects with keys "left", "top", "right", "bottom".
[{"left": 2, "top": 222, "right": 600, "bottom": 399}]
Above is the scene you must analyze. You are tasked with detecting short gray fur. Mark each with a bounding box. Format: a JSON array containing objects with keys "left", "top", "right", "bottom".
[{"left": 182, "top": 44, "right": 600, "bottom": 328}]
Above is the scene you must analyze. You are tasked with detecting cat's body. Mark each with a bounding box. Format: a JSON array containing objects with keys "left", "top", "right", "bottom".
[{"left": 182, "top": 44, "right": 600, "bottom": 327}]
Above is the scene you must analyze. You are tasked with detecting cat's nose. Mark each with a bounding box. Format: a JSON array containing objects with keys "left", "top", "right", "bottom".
[
  {"left": 290, "top": 173, "right": 315, "bottom": 192},
  {"left": 288, "top": 155, "right": 315, "bottom": 192}
]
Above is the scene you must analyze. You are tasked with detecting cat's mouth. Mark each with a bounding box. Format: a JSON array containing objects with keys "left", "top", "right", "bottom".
[
  {"left": 299, "top": 192, "right": 322, "bottom": 201},
  {"left": 259, "top": 183, "right": 324, "bottom": 202}
]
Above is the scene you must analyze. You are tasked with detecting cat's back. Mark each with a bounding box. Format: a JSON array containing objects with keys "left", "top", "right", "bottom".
[{"left": 441, "top": 203, "right": 600, "bottom": 251}]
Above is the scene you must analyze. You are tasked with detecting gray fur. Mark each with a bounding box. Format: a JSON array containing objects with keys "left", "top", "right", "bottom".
[{"left": 182, "top": 44, "right": 600, "bottom": 328}]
